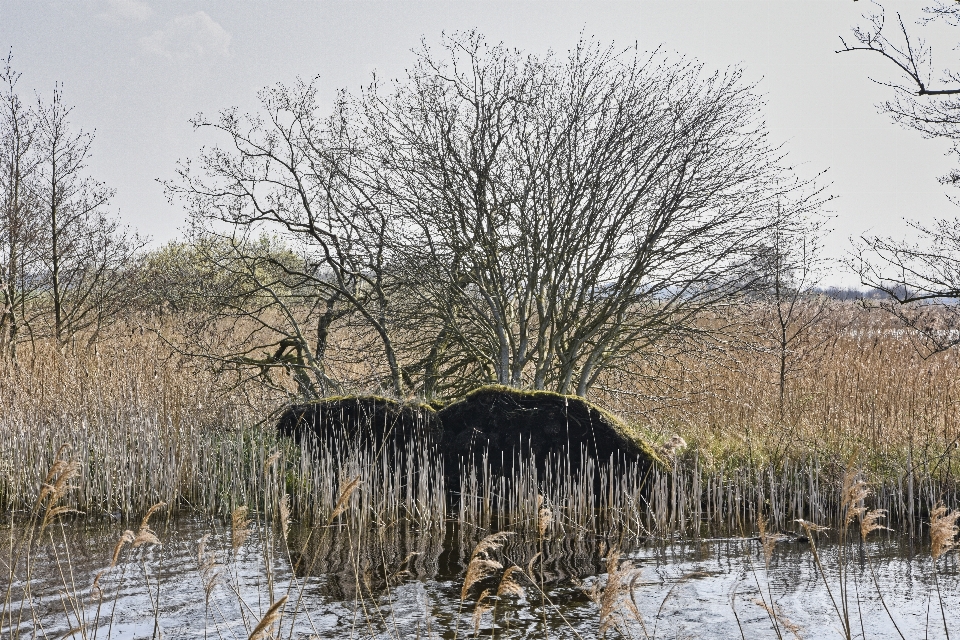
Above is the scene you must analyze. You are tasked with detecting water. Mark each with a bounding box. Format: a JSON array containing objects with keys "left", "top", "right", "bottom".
[{"left": 3, "top": 515, "right": 960, "bottom": 639}]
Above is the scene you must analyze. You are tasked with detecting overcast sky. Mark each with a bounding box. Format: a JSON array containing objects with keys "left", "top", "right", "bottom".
[{"left": 2, "top": 0, "right": 957, "bottom": 286}]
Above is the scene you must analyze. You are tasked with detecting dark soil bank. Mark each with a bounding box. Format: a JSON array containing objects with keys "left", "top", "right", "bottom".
[
  {"left": 435, "top": 386, "right": 662, "bottom": 481},
  {"left": 276, "top": 396, "right": 440, "bottom": 453},
  {"left": 277, "top": 386, "right": 662, "bottom": 486}
]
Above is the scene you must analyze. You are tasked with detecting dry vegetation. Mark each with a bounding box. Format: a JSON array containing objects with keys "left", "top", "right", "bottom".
[
  {"left": 603, "top": 302, "right": 960, "bottom": 487},
  {"left": 1, "top": 301, "right": 958, "bottom": 535}
]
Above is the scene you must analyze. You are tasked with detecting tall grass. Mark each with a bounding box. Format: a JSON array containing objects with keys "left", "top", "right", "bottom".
[
  {"left": 0, "top": 330, "right": 445, "bottom": 530},
  {"left": 3, "top": 303, "right": 960, "bottom": 536}
]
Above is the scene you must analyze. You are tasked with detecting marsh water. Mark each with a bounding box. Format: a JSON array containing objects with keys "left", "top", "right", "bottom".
[{"left": 4, "top": 515, "right": 960, "bottom": 639}]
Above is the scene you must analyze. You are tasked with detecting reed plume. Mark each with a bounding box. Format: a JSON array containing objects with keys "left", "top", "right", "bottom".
[
  {"left": 537, "top": 496, "right": 552, "bottom": 538},
  {"left": 197, "top": 533, "right": 221, "bottom": 604},
  {"left": 859, "top": 508, "right": 889, "bottom": 540},
  {"left": 140, "top": 501, "right": 166, "bottom": 530},
  {"left": 461, "top": 532, "right": 512, "bottom": 601},
  {"left": 841, "top": 467, "right": 869, "bottom": 526},
  {"left": 111, "top": 530, "right": 136, "bottom": 566},
  {"left": 39, "top": 505, "right": 82, "bottom": 536},
  {"left": 248, "top": 594, "right": 288, "bottom": 640},
  {"left": 588, "top": 547, "right": 643, "bottom": 637},
  {"left": 263, "top": 450, "right": 282, "bottom": 472},
  {"left": 471, "top": 588, "right": 493, "bottom": 636},
  {"left": 328, "top": 475, "right": 361, "bottom": 524},
  {"left": 496, "top": 565, "right": 524, "bottom": 598},
  {"left": 38, "top": 458, "right": 79, "bottom": 507},
  {"left": 279, "top": 494, "right": 291, "bottom": 543},
  {"left": 36, "top": 454, "right": 82, "bottom": 534},
  {"left": 132, "top": 502, "right": 166, "bottom": 548},
  {"left": 757, "top": 515, "right": 785, "bottom": 564},
  {"left": 462, "top": 558, "right": 503, "bottom": 602},
  {"left": 929, "top": 503, "right": 959, "bottom": 560},
  {"left": 526, "top": 551, "right": 542, "bottom": 578}
]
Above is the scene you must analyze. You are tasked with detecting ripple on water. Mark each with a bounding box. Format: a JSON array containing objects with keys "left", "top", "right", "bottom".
[{"left": 2, "top": 517, "right": 958, "bottom": 639}]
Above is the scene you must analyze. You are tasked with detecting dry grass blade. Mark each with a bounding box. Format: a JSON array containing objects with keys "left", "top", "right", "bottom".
[
  {"left": 248, "top": 594, "right": 288, "bottom": 640},
  {"left": 328, "top": 475, "right": 361, "bottom": 523},
  {"left": 231, "top": 506, "right": 252, "bottom": 554},
  {"left": 930, "top": 503, "right": 960, "bottom": 560},
  {"left": 752, "top": 598, "right": 803, "bottom": 640}
]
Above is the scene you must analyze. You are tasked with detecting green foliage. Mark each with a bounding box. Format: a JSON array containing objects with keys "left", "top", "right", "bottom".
[{"left": 137, "top": 234, "right": 307, "bottom": 313}]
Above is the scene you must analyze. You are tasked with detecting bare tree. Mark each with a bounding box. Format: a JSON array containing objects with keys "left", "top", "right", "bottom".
[
  {"left": 841, "top": 3, "right": 960, "bottom": 351},
  {"left": 364, "top": 34, "right": 826, "bottom": 397},
  {"left": 167, "top": 83, "right": 408, "bottom": 397},
  {"left": 170, "top": 34, "right": 825, "bottom": 400},
  {"left": 853, "top": 218, "right": 960, "bottom": 355},
  {"left": 748, "top": 209, "right": 837, "bottom": 415},
  {"left": 146, "top": 228, "right": 359, "bottom": 398},
  {"left": 32, "top": 86, "right": 143, "bottom": 346},
  {"left": 839, "top": 2, "right": 960, "bottom": 184},
  {"left": 0, "top": 53, "right": 41, "bottom": 361}
]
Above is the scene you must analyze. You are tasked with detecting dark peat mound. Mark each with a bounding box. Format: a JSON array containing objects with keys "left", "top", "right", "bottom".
[
  {"left": 276, "top": 396, "right": 440, "bottom": 453},
  {"left": 435, "top": 385, "right": 663, "bottom": 482}
]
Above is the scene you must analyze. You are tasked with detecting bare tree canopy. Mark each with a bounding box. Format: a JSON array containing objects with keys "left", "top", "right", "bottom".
[
  {"left": 0, "top": 53, "right": 142, "bottom": 357},
  {"left": 170, "top": 33, "right": 826, "bottom": 400},
  {"left": 839, "top": 2, "right": 960, "bottom": 184},
  {"left": 367, "top": 35, "right": 825, "bottom": 396},
  {"left": 842, "top": 4, "right": 960, "bottom": 354},
  {"left": 0, "top": 53, "right": 40, "bottom": 359}
]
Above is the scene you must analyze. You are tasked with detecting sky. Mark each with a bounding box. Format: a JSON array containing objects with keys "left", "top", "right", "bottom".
[{"left": 1, "top": 0, "right": 958, "bottom": 287}]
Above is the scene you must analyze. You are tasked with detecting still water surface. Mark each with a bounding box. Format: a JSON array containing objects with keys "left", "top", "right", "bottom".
[{"left": 4, "top": 515, "right": 959, "bottom": 639}]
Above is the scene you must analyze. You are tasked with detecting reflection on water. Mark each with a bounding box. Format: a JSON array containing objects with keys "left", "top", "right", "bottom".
[{"left": 3, "top": 515, "right": 960, "bottom": 639}]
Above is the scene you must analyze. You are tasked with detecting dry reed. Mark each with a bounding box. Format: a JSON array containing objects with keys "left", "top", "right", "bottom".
[{"left": 6, "top": 302, "right": 960, "bottom": 540}]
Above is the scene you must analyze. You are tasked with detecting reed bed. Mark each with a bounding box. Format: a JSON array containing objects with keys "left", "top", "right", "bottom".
[
  {"left": 600, "top": 305, "right": 960, "bottom": 470},
  {"left": 0, "top": 331, "right": 446, "bottom": 531},
  {"left": 643, "top": 454, "right": 959, "bottom": 537},
  {"left": 4, "top": 303, "right": 960, "bottom": 539}
]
